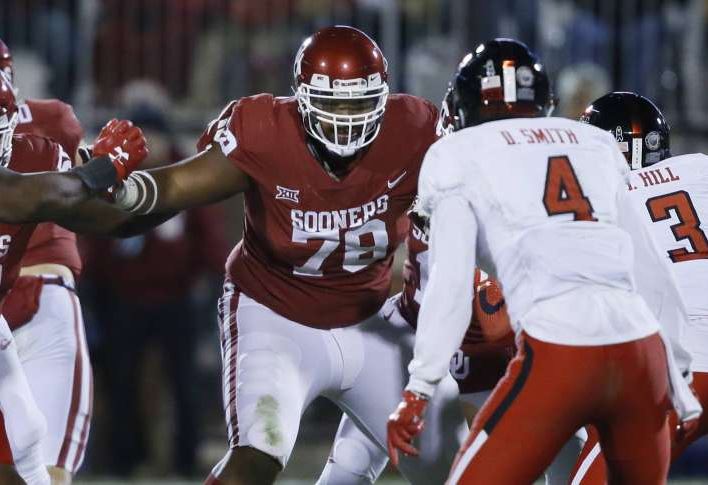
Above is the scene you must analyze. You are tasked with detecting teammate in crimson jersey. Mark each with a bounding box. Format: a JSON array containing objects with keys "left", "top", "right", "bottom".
[
  {"left": 103, "top": 25, "right": 467, "bottom": 484},
  {"left": 387, "top": 40, "right": 699, "bottom": 484},
  {"left": 569, "top": 92, "right": 708, "bottom": 485},
  {"left": 0, "top": 38, "right": 91, "bottom": 485},
  {"left": 0, "top": 71, "right": 156, "bottom": 484}
]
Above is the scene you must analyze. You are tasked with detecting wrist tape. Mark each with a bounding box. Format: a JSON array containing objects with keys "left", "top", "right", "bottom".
[
  {"left": 71, "top": 156, "right": 116, "bottom": 193},
  {"left": 113, "top": 171, "right": 158, "bottom": 214}
]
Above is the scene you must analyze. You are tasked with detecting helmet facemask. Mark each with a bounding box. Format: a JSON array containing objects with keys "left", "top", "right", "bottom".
[
  {"left": 436, "top": 89, "right": 457, "bottom": 137},
  {"left": 0, "top": 108, "right": 16, "bottom": 168},
  {"left": 296, "top": 77, "right": 388, "bottom": 157}
]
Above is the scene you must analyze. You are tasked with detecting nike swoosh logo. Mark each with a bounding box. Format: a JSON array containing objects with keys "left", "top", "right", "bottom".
[{"left": 387, "top": 171, "right": 407, "bottom": 190}]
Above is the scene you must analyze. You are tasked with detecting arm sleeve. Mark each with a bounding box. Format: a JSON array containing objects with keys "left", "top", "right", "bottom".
[
  {"left": 406, "top": 194, "right": 478, "bottom": 397},
  {"left": 617, "top": 190, "right": 693, "bottom": 374}
]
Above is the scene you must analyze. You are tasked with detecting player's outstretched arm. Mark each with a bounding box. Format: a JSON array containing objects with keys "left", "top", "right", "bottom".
[
  {"left": 0, "top": 119, "right": 147, "bottom": 225},
  {"left": 50, "top": 197, "right": 175, "bottom": 237},
  {"left": 0, "top": 165, "right": 106, "bottom": 224},
  {"left": 112, "top": 144, "right": 251, "bottom": 215}
]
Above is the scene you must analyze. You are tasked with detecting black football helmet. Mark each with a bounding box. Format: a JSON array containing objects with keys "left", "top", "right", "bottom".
[
  {"left": 580, "top": 92, "right": 670, "bottom": 169},
  {"left": 438, "top": 38, "right": 553, "bottom": 134}
]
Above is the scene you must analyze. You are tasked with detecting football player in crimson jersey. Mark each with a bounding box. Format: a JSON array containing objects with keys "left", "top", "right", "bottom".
[
  {"left": 0, "top": 38, "right": 93, "bottom": 485},
  {"left": 0, "top": 73, "right": 154, "bottom": 485},
  {"left": 387, "top": 39, "right": 700, "bottom": 484},
  {"left": 568, "top": 92, "right": 708, "bottom": 485},
  {"left": 102, "top": 25, "right": 467, "bottom": 485}
]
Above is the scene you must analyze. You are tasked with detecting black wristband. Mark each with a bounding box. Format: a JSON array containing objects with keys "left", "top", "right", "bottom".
[{"left": 71, "top": 156, "right": 117, "bottom": 193}]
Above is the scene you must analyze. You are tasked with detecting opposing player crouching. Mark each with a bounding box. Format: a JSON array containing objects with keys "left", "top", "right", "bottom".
[{"left": 387, "top": 39, "right": 700, "bottom": 484}]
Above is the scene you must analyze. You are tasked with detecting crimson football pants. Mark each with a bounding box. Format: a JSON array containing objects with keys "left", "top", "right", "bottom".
[{"left": 447, "top": 332, "right": 671, "bottom": 485}]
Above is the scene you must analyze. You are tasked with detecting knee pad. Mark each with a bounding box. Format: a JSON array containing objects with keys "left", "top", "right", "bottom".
[{"left": 316, "top": 437, "right": 385, "bottom": 485}]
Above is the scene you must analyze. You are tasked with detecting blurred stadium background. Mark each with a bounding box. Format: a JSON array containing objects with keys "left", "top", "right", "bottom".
[{"left": 1, "top": 0, "right": 707, "bottom": 483}]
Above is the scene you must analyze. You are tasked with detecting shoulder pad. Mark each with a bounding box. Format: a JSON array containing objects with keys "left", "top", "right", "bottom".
[
  {"left": 197, "top": 94, "right": 277, "bottom": 157},
  {"left": 232, "top": 94, "right": 277, "bottom": 155}
]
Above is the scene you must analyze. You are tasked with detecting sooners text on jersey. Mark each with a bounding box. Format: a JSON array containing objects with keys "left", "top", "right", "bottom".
[{"left": 198, "top": 94, "right": 438, "bottom": 328}]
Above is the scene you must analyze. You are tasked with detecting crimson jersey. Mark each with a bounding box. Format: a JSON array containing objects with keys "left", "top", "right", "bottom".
[
  {"left": 0, "top": 134, "right": 69, "bottom": 307},
  {"left": 398, "top": 217, "right": 515, "bottom": 393},
  {"left": 198, "top": 94, "right": 437, "bottom": 328},
  {"left": 14, "top": 99, "right": 84, "bottom": 278}
]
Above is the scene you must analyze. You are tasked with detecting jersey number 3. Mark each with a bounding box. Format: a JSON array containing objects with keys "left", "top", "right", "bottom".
[
  {"left": 543, "top": 156, "right": 596, "bottom": 221},
  {"left": 646, "top": 190, "right": 708, "bottom": 263}
]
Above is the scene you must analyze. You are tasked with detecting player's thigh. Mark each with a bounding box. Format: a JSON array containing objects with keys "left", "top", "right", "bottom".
[
  {"left": 13, "top": 285, "right": 91, "bottom": 474},
  {"left": 449, "top": 335, "right": 591, "bottom": 485},
  {"left": 217, "top": 284, "right": 336, "bottom": 467},
  {"left": 599, "top": 334, "right": 671, "bottom": 485},
  {"left": 333, "top": 299, "right": 467, "bottom": 485},
  {"left": 316, "top": 414, "right": 388, "bottom": 485}
]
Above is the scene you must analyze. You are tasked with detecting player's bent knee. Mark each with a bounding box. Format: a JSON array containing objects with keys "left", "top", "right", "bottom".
[{"left": 317, "top": 437, "right": 387, "bottom": 485}]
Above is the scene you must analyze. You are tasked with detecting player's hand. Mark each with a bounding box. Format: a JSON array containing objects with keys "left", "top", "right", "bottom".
[
  {"left": 386, "top": 390, "right": 429, "bottom": 467},
  {"left": 675, "top": 416, "right": 700, "bottom": 445},
  {"left": 675, "top": 379, "right": 701, "bottom": 445},
  {"left": 92, "top": 119, "right": 149, "bottom": 182}
]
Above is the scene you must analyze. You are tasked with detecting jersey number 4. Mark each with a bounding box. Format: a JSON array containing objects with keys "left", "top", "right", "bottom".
[
  {"left": 646, "top": 190, "right": 708, "bottom": 263},
  {"left": 543, "top": 156, "right": 597, "bottom": 221}
]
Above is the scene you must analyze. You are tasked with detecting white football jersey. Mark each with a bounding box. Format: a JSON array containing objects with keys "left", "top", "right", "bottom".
[
  {"left": 624, "top": 154, "right": 708, "bottom": 318},
  {"left": 407, "top": 116, "right": 698, "bottom": 421},
  {"left": 623, "top": 154, "right": 708, "bottom": 370},
  {"left": 417, "top": 116, "right": 662, "bottom": 346}
]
